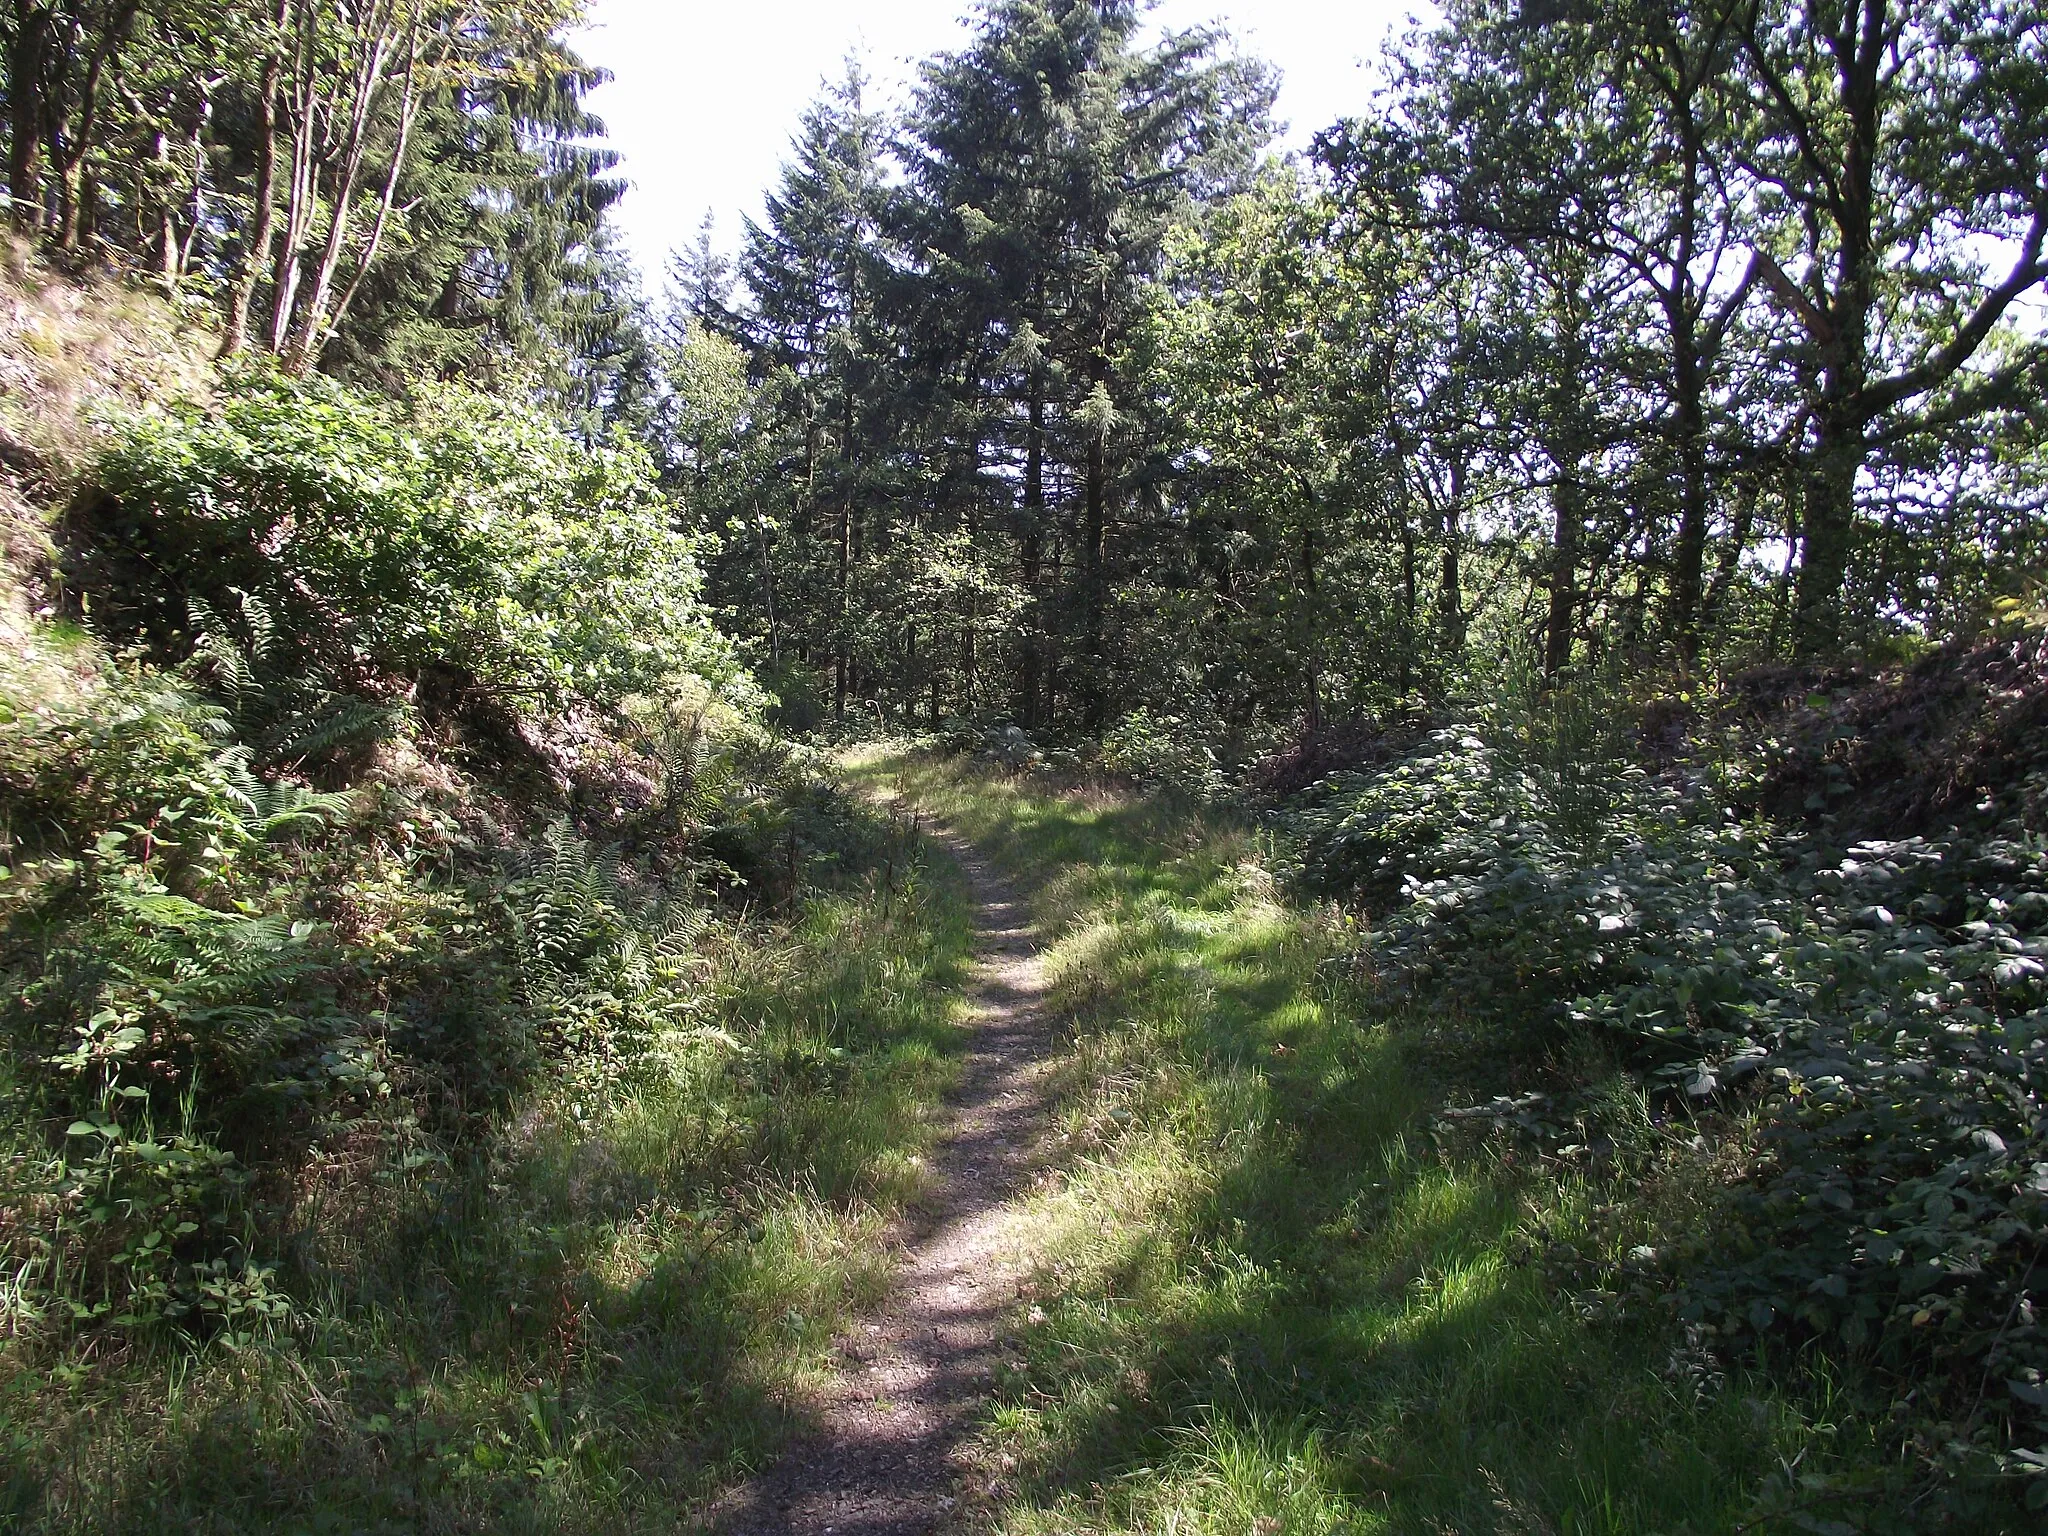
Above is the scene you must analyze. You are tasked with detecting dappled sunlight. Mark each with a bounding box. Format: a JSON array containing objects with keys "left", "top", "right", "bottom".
[
  {"left": 12, "top": 820, "right": 978, "bottom": 1534},
  {"left": 853, "top": 751, "right": 1881, "bottom": 1536}
]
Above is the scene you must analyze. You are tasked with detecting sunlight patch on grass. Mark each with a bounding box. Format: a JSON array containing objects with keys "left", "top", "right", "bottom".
[{"left": 0, "top": 813, "right": 974, "bottom": 1533}]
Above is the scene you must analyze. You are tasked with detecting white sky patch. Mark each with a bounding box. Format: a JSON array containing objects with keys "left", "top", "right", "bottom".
[{"left": 578, "top": 0, "right": 1425, "bottom": 287}]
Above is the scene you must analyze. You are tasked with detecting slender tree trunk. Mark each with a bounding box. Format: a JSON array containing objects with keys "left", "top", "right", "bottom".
[
  {"left": 284, "top": 28, "right": 393, "bottom": 372},
  {"left": 156, "top": 133, "right": 180, "bottom": 286},
  {"left": 754, "top": 508, "right": 780, "bottom": 668},
  {"left": 1016, "top": 380, "right": 1045, "bottom": 726},
  {"left": 963, "top": 611, "right": 976, "bottom": 713},
  {"left": 269, "top": 2, "right": 320, "bottom": 352},
  {"left": 834, "top": 493, "right": 850, "bottom": 719},
  {"left": 53, "top": 4, "right": 137, "bottom": 252},
  {"left": 323, "top": 50, "right": 420, "bottom": 351},
  {"left": 1440, "top": 456, "right": 1467, "bottom": 653},
  {"left": 1300, "top": 517, "right": 1322, "bottom": 729},
  {"left": 1082, "top": 422, "right": 1106, "bottom": 733},
  {"left": 8, "top": 5, "right": 51, "bottom": 230},
  {"left": 1701, "top": 479, "right": 1757, "bottom": 638},
  {"left": 225, "top": 13, "right": 285, "bottom": 356},
  {"left": 1399, "top": 512, "right": 1417, "bottom": 696},
  {"left": 1546, "top": 467, "right": 1583, "bottom": 678}
]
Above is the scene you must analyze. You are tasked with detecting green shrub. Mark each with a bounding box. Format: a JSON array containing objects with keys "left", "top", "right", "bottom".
[
  {"left": 1100, "top": 709, "right": 1232, "bottom": 801},
  {"left": 0, "top": 660, "right": 368, "bottom": 1332},
  {"left": 91, "top": 367, "right": 743, "bottom": 710},
  {"left": 1287, "top": 693, "right": 2048, "bottom": 1490}
]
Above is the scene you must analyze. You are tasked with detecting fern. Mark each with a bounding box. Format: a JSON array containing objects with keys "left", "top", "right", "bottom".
[
  {"left": 214, "top": 747, "right": 354, "bottom": 838},
  {"left": 185, "top": 591, "right": 271, "bottom": 710},
  {"left": 185, "top": 591, "right": 400, "bottom": 772},
  {"left": 505, "top": 821, "right": 709, "bottom": 1065},
  {"left": 262, "top": 698, "right": 402, "bottom": 765}
]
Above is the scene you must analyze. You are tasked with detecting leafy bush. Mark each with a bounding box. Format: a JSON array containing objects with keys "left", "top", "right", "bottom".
[
  {"left": 1287, "top": 688, "right": 2048, "bottom": 1489},
  {"left": 1100, "top": 709, "right": 1232, "bottom": 801},
  {"left": 89, "top": 367, "right": 742, "bottom": 710},
  {"left": 0, "top": 657, "right": 365, "bottom": 1331}
]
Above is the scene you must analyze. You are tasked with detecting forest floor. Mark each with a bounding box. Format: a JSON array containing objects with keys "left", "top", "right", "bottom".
[{"left": 711, "top": 828, "right": 1059, "bottom": 1534}]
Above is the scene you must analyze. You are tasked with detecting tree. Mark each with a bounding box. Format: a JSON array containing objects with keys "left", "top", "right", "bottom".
[
  {"left": 1730, "top": 0, "right": 2048, "bottom": 652},
  {"left": 901, "top": 0, "right": 1272, "bottom": 729},
  {"left": 731, "top": 62, "right": 891, "bottom": 719}
]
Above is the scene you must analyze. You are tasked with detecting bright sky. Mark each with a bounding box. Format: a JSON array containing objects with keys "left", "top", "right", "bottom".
[{"left": 578, "top": 1, "right": 1425, "bottom": 289}]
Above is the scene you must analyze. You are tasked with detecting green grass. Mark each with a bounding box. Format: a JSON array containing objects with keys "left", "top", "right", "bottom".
[
  {"left": 851, "top": 748, "right": 1910, "bottom": 1536},
  {"left": 0, "top": 825, "right": 973, "bottom": 1534}
]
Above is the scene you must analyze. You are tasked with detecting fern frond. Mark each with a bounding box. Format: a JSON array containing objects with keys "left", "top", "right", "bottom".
[{"left": 263, "top": 699, "right": 400, "bottom": 765}]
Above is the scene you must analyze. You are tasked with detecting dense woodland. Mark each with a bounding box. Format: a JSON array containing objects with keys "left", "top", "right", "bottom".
[{"left": 1, "top": 0, "right": 2046, "bottom": 1531}]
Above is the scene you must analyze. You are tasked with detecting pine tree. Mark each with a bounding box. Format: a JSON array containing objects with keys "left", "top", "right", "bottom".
[{"left": 727, "top": 61, "right": 893, "bottom": 719}]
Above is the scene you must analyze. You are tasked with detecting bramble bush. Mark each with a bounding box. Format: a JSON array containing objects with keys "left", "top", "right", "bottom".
[
  {"left": 1100, "top": 709, "right": 1234, "bottom": 802},
  {"left": 1286, "top": 678, "right": 2048, "bottom": 1498}
]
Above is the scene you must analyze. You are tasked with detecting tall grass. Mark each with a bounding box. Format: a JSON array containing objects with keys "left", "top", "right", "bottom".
[
  {"left": 0, "top": 820, "right": 971, "bottom": 1534},
  {"left": 853, "top": 749, "right": 1916, "bottom": 1536}
]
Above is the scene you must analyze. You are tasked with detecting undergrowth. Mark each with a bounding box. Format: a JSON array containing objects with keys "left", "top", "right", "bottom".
[
  {"left": 0, "top": 344, "right": 976, "bottom": 1531},
  {"left": 0, "top": 755, "right": 969, "bottom": 1532}
]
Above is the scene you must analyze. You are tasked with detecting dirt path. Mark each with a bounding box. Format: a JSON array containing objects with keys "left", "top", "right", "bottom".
[{"left": 711, "top": 831, "right": 1054, "bottom": 1535}]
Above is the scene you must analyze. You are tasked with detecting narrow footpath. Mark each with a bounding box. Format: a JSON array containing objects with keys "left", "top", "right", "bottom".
[{"left": 713, "top": 832, "right": 1056, "bottom": 1535}]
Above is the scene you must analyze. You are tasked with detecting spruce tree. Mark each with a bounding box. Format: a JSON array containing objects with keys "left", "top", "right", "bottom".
[{"left": 901, "top": 0, "right": 1273, "bottom": 729}]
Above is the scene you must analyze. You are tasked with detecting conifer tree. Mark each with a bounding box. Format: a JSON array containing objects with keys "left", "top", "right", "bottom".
[
  {"left": 901, "top": 0, "right": 1273, "bottom": 729},
  {"left": 722, "top": 62, "right": 892, "bottom": 718}
]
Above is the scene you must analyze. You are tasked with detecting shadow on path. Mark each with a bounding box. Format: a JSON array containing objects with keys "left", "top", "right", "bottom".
[{"left": 710, "top": 833, "right": 1053, "bottom": 1535}]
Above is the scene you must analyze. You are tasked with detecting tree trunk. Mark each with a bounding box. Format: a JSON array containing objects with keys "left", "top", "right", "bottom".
[
  {"left": 225, "top": 17, "right": 285, "bottom": 357},
  {"left": 1081, "top": 418, "right": 1106, "bottom": 734},
  {"left": 1398, "top": 509, "right": 1417, "bottom": 697},
  {"left": 52, "top": 2, "right": 136, "bottom": 252},
  {"left": 1016, "top": 380, "right": 1045, "bottom": 726},
  {"left": 1794, "top": 418, "right": 1860, "bottom": 654},
  {"left": 1300, "top": 516, "right": 1322, "bottom": 729},
  {"left": 1667, "top": 327, "right": 1710, "bottom": 665},
  {"left": 1545, "top": 468, "right": 1583, "bottom": 678},
  {"left": 834, "top": 493, "right": 850, "bottom": 720},
  {"left": 1440, "top": 456, "right": 1467, "bottom": 653},
  {"left": 754, "top": 509, "right": 780, "bottom": 668},
  {"left": 8, "top": 5, "right": 51, "bottom": 230}
]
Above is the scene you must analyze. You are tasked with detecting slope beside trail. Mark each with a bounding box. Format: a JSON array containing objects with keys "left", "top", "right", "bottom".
[{"left": 712, "top": 830, "right": 1055, "bottom": 1535}]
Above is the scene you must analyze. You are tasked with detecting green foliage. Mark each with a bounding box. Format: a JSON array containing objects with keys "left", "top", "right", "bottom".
[
  {"left": 93, "top": 366, "right": 741, "bottom": 710},
  {"left": 503, "top": 818, "right": 712, "bottom": 1081},
  {"left": 1099, "top": 709, "right": 1232, "bottom": 803},
  {"left": 0, "top": 657, "right": 359, "bottom": 1334},
  {"left": 1288, "top": 680, "right": 2048, "bottom": 1498},
  {"left": 0, "top": 779, "right": 971, "bottom": 1532}
]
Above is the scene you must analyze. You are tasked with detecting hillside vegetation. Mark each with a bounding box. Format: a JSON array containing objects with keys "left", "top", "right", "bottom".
[
  {"left": 0, "top": 250, "right": 974, "bottom": 1531},
  {"left": 864, "top": 669, "right": 2048, "bottom": 1533}
]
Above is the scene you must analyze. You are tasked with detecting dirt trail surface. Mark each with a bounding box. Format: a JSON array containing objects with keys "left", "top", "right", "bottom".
[{"left": 711, "top": 831, "right": 1054, "bottom": 1535}]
